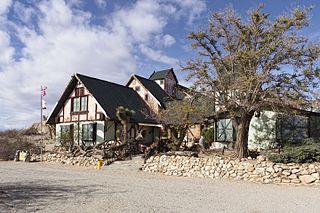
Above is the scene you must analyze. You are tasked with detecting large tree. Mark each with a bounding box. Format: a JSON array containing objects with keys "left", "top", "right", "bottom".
[{"left": 184, "top": 5, "right": 320, "bottom": 158}]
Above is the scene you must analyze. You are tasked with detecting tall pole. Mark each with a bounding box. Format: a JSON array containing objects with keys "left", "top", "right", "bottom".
[{"left": 40, "top": 86, "right": 43, "bottom": 161}]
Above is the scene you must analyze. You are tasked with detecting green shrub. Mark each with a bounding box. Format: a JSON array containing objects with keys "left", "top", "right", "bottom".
[
  {"left": 201, "top": 127, "right": 214, "bottom": 146},
  {"left": 268, "top": 140, "right": 320, "bottom": 163}
]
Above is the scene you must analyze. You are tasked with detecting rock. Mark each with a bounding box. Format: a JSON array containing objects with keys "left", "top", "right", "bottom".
[
  {"left": 263, "top": 179, "right": 272, "bottom": 184},
  {"left": 266, "top": 167, "right": 274, "bottom": 173},
  {"left": 291, "top": 168, "right": 300, "bottom": 174},
  {"left": 311, "top": 173, "right": 320, "bottom": 180},
  {"left": 299, "top": 175, "right": 317, "bottom": 184},
  {"left": 281, "top": 179, "right": 291, "bottom": 183},
  {"left": 282, "top": 170, "right": 291, "bottom": 176},
  {"left": 291, "top": 179, "right": 301, "bottom": 184},
  {"left": 256, "top": 155, "right": 266, "bottom": 162},
  {"left": 246, "top": 165, "right": 255, "bottom": 172},
  {"left": 288, "top": 174, "right": 297, "bottom": 179}
]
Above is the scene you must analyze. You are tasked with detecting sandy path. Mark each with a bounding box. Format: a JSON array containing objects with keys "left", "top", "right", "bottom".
[{"left": 1, "top": 159, "right": 320, "bottom": 213}]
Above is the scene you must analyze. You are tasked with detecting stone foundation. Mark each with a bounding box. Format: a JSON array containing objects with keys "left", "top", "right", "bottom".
[{"left": 144, "top": 155, "right": 320, "bottom": 185}]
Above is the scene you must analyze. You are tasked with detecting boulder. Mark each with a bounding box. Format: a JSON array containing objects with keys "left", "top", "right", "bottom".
[{"left": 299, "top": 175, "right": 317, "bottom": 184}]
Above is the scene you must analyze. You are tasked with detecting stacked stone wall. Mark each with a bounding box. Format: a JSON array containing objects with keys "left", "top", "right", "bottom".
[{"left": 144, "top": 155, "right": 320, "bottom": 185}]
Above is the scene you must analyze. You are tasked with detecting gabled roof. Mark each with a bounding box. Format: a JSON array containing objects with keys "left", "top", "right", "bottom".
[
  {"left": 47, "top": 73, "right": 157, "bottom": 124},
  {"left": 128, "top": 75, "right": 171, "bottom": 108},
  {"left": 149, "top": 68, "right": 178, "bottom": 83}
]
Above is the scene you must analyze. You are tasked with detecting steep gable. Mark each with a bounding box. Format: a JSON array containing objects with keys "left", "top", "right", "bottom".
[{"left": 47, "top": 73, "right": 157, "bottom": 125}]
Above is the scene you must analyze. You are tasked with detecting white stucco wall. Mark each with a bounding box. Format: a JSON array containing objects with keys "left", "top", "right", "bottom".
[{"left": 248, "top": 111, "right": 277, "bottom": 149}]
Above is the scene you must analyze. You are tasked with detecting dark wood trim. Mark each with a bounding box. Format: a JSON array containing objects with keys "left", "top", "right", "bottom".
[{"left": 95, "top": 104, "right": 97, "bottom": 120}]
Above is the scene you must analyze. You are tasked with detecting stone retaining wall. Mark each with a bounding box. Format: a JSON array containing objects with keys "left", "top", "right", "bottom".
[
  {"left": 31, "top": 153, "right": 100, "bottom": 167},
  {"left": 144, "top": 155, "right": 320, "bottom": 185}
]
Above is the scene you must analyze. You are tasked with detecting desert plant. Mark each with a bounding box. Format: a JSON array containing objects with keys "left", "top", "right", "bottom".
[{"left": 268, "top": 140, "right": 320, "bottom": 163}]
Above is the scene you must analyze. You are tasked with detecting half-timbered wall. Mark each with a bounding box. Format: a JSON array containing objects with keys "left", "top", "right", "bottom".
[
  {"left": 128, "top": 78, "right": 160, "bottom": 113},
  {"left": 56, "top": 81, "right": 104, "bottom": 123}
]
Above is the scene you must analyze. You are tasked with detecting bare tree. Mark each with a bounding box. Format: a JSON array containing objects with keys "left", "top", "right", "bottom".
[{"left": 184, "top": 5, "right": 320, "bottom": 158}]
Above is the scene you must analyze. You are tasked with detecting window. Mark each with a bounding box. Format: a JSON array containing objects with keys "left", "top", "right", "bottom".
[
  {"left": 82, "top": 123, "right": 97, "bottom": 146},
  {"left": 60, "top": 124, "right": 74, "bottom": 143},
  {"left": 135, "top": 86, "right": 140, "bottom": 91},
  {"left": 72, "top": 96, "right": 87, "bottom": 112},
  {"left": 217, "top": 119, "right": 235, "bottom": 142},
  {"left": 144, "top": 94, "right": 148, "bottom": 101},
  {"left": 75, "top": 87, "right": 84, "bottom": 96},
  {"left": 160, "top": 80, "right": 164, "bottom": 85}
]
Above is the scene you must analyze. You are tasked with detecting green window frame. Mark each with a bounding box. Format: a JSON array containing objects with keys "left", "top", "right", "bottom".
[
  {"left": 72, "top": 96, "right": 88, "bottom": 112},
  {"left": 82, "top": 123, "right": 97, "bottom": 146}
]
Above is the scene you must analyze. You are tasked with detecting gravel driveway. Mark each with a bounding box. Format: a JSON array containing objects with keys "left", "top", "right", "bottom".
[{"left": 1, "top": 158, "right": 320, "bottom": 213}]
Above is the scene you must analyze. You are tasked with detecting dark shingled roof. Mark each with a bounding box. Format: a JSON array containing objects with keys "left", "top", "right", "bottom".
[
  {"left": 133, "top": 75, "right": 171, "bottom": 108},
  {"left": 149, "top": 68, "right": 178, "bottom": 83},
  {"left": 47, "top": 73, "right": 157, "bottom": 124}
]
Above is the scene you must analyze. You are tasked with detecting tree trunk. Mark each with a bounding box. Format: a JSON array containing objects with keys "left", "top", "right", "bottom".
[
  {"left": 235, "top": 111, "right": 254, "bottom": 158},
  {"left": 123, "top": 121, "right": 128, "bottom": 144}
]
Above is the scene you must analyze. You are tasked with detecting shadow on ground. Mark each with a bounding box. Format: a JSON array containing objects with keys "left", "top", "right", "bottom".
[{"left": 0, "top": 181, "right": 97, "bottom": 212}]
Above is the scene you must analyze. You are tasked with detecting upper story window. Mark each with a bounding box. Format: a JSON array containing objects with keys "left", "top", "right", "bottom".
[
  {"left": 144, "top": 94, "right": 149, "bottom": 101},
  {"left": 160, "top": 80, "right": 164, "bottom": 85},
  {"left": 72, "top": 95, "right": 88, "bottom": 112},
  {"left": 135, "top": 86, "right": 140, "bottom": 91}
]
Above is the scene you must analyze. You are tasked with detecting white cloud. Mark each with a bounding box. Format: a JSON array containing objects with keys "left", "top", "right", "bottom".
[
  {"left": 175, "top": 0, "right": 206, "bottom": 24},
  {"left": 139, "top": 44, "right": 179, "bottom": 65},
  {"left": 0, "top": 0, "right": 11, "bottom": 15},
  {"left": 0, "top": 0, "right": 207, "bottom": 129},
  {"left": 95, "top": 0, "right": 107, "bottom": 8},
  {"left": 162, "top": 34, "right": 176, "bottom": 47}
]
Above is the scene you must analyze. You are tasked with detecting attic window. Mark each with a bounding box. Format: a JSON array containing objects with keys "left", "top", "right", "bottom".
[
  {"left": 135, "top": 86, "right": 140, "bottom": 91},
  {"left": 160, "top": 80, "right": 164, "bottom": 85},
  {"left": 75, "top": 87, "right": 84, "bottom": 97}
]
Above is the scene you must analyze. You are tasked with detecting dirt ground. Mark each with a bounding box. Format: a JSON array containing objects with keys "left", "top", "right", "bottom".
[{"left": 1, "top": 158, "right": 320, "bottom": 213}]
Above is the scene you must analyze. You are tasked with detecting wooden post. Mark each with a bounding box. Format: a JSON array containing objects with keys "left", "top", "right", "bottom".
[{"left": 40, "top": 86, "right": 43, "bottom": 161}]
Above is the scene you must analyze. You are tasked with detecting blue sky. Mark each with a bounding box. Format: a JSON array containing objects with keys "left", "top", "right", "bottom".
[{"left": 0, "top": 0, "right": 319, "bottom": 130}]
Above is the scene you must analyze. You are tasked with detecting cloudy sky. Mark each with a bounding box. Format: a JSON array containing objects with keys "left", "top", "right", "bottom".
[{"left": 0, "top": 0, "right": 320, "bottom": 130}]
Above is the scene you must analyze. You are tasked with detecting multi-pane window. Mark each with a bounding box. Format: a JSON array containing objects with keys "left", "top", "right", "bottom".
[
  {"left": 81, "top": 96, "right": 87, "bottom": 111},
  {"left": 82, "top": 123, "right": 97, "bottom": 146},
  {"left": 60, "top": 124, "right": 74, "bottom": 143},
  {"left": 217, "top": 119, "right": 235, "bottom": 142},
  {"left": 73, "top": 97, "right": 80, "bottom": 112},
  {"left": 72, "top": 97, "right": 88, "bottom": 112}
]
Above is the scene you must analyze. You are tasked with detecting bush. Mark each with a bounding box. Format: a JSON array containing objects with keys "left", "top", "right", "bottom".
[
  {"left": 0, "top": 130, "right": 40, "bottom": 160},
  {"left": 202, "top": 127, "right": 214, "bottom": 147},
  {"left": 268, "top": 139, "right": 320, "bottom": 163}
]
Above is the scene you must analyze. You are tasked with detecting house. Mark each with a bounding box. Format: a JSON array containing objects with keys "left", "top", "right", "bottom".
[
  {"left": 213, "top": 109, "right": 320, "bottom": 149},
  {"left": 47, "top": 68, "right": 192, "bottom": 147},
  {"left": 47, "top": 73, "right": 161, "bottom": 147}
]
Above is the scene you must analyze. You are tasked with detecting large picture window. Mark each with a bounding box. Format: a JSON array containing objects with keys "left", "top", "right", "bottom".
[{"left": 82, "top": 123, "right": 97, "bottom": 146}]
